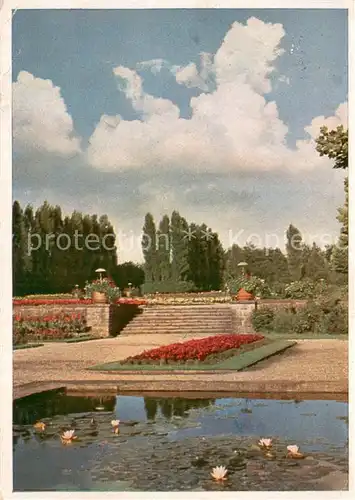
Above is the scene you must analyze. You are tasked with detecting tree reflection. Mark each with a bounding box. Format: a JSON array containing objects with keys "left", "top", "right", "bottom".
[
  {"left": 143, "top": 397, "right": 215, "bottom": 421},
  {"left": 13, "top": 389, "right": 116, "bottom": 425}
]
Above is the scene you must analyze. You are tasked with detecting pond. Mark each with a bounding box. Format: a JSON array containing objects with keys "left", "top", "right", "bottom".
[{"left": 13, "top": 390, "right": 348, "bottom": 491}]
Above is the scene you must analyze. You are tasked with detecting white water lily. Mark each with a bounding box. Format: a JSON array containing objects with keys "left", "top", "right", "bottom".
[
  {"left": 61, "top": 429, "right": 76, "bottom": 444},
  {"left": 211, "top": 466, "right": 228, "bottom": 481},
  {"left": 258, "top": 438, "right": 272, "bottom": 448},
  {"left": 111, "top": 419, "right": 120, "bottom": 427}
]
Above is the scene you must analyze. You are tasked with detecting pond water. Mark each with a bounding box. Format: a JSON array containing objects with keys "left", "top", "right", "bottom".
[{"left": 13, "top": 390, "right": 348, "bottom": 491}]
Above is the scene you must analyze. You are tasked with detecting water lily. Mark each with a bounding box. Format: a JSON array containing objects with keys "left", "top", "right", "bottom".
[
  {"left": 258, "top": 438, "right": 272, "bottom": 449},
  {"left": 211, "top": 466, "right": 228, "bottom": 481},
  {"left": 61, "top": 429, "right": 76, "bottom": 444},
  {"left": 33, "top": 421, "right": 46, "bottom": 431},
  {"left": 111, "top": 419, "right": 120, "bottom": 434},
  {"left": 286, "top": 444, "right": 304, "bottom": 458}
]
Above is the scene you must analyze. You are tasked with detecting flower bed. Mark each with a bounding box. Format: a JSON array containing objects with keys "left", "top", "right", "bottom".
[
  {"left": 122, "top": 333, "right": 264, "bottom": 365},
  {"left": 13, "top": 298, "right": 93, "bottom": 306},
  {"left": 116, "top": 298, "right": 148, "bottom": 306},
  {"left": 13, "top": 312, "right": 87, "bottom": 344},
  {"left": 143, "top": 294, "right": 233, "bottom": 305}
]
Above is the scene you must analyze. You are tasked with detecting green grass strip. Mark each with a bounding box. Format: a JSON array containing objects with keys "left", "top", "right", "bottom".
[
  {"left": 64, "top": 335, "right": 99, "bottom": 343},
  {"left": 40, "top": 335, "right": 98, "bottom": 344},
  {"left": 262, "top": 331, "right": 348, "bottom": 340},
  {"left": 13, "top": 343, "right": 44, "bottom": 350},
  {"left": 89, "top": 339, "right": 296, "bottom": 372}
]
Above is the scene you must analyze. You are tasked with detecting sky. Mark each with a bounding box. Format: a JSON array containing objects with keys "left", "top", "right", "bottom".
[{"left": 12, "top": 9, "right": 348, "bottom": 262}]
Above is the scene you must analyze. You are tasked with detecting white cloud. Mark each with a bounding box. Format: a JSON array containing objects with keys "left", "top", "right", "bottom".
[
  {"left": 213, "top": 17, "right": 285, "bottom": 94},
  {"left": 13, "top": 71, "right": 81, "bottom": 156},
  {"left": 173, "top": 52, "right": 213, "bottom": 91},
  {"left": 136, "top": 58, "right": 169, "bottom": 74},
  {"left": 304, "top": 102, "right": 348, "bottom": 139},
  {"left": 88, "top": 17, "right": 345, "bottom": 175}
]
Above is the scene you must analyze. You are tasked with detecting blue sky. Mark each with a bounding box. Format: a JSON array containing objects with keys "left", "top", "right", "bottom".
[{"left": 12, "top": 9, "right": 348, "bottom": 262}]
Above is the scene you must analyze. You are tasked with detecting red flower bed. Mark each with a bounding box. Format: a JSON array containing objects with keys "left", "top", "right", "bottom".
[
  {"left": 124, "top": 333, "right": 263, "bottom": 363},
  {"left": 13, "top": 298, "right": 93, "bottom": 306},
  {"left": 13, "top": 311, "right": 87, "bottom": 344}
]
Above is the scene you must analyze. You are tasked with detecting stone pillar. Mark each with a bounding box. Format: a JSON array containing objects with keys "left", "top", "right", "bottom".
[
  {"left": 230, "top": 302, "right": 256, "bottom": 334},
  {"left": 86, "top": 304, "right": 111, "bottom": 337}
]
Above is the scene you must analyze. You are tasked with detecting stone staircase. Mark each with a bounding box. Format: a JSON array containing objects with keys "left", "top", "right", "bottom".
[{"left": 119, "top": 305, "right": 235, "bottom": 336}]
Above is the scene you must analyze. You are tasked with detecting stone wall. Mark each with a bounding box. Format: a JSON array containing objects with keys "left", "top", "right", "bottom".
[
  {"left": 13, "top": 303, "right": 127, "bottom": 338},
  {"left": 257, "top": 299, "right": 307, "bottom": 310},
  {"left": 230, "top": 302, "right": 257, "bottom": 333}
]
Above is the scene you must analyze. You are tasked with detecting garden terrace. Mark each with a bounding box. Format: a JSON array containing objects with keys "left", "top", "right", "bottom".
[{"left": 13, "top": 299, "right": 145, "bottom": 340}]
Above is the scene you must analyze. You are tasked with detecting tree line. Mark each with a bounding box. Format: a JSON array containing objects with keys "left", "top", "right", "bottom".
[
  {"left": 13, "top": 125, "right": 348, "bottom": 295},
  {"left": 12, "top": 200, "right": 144, "bottom": 295}
]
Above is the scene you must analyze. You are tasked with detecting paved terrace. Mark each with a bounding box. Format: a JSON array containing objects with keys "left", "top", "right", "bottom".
[{"left": 13, "top": 334, "right": 348, "bottom": 399}]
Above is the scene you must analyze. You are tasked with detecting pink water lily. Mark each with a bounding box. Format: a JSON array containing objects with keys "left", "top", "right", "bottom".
[
  {"left": 61, "top": 429, "right": 76, "bottom": 444},
  {"left": 258, "top": 438, "right": 272, "bottom": 448},
  {"left": 287, "top": 444, "right": 304, "bottom": 458}
]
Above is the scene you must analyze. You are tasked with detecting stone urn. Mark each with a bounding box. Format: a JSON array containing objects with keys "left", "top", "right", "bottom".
[
  {"left": 236, "top": 288, "right": 254, "bottom": 301},
  {"left": 92, "top": 291, "right": 108, "bottom": 304}
]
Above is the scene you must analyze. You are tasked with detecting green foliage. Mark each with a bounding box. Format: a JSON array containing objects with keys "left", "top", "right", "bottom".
[
  {"left": 187, "top": 223, "right": 224, "bottom": 291},
  {"left": 142, "top": 213, "right": 158, "bottom": 282},
  {"left": 252, "top": 307, "right": 275, "bottom": 332},
  {"left": 142, "top": 212, "right": 224, "bottom": 292},
  {"left": 110, "top": 262, "right": 145, "bottom": 289},
  {"left": 85, "top": 278, "right": 121, "bottom": 302},
  {"left": 270, "top": 299, "right": 347, "bottom": 336},
  {"left": 284, "top": 279, "right": 316, "bottom": 299},
  {"left": 316, "top": 125, "right": 348, "bottom": 276},
  {"left": 12, "top": 200, "right": 118, "bottom": 295},
  {"left": 225, "top": 244, "right": 290, "bottom": 285},
  {"left": 286, "top": 224, "right": 303, "bottom": 281},
  {"left": 170, "top": 211, "right": 190, "bottom": 281},
  {"left": 142, "top": 280, "right": 196, "bottom": 294},
  {"left": 315, "top": 125, "right": 348, "bottom": 170},
  {"left": 227, "top": 275, "right": 270, "bottom": 296},
  {"left": 157, "top": 215, "right": 171, "bottom": 281}
]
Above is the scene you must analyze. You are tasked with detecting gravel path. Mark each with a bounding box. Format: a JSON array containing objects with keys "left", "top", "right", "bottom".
[{"left": 13, "top": 335, "right": 348, "bottom": 392}]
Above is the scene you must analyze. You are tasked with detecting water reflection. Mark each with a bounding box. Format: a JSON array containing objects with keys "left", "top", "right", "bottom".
[
  {"left": 13, "top": 391, "right": 348, "bottom": 491},
  {"left": 143, "top": 397, "right": 215, "bottom": 420},
  {"left": 13, "top": 389, "right": 116, "bottom": 425}
]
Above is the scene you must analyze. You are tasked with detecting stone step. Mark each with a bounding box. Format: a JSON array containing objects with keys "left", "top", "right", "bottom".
[
  {"left": 124, "top": 327, "right": 233, "bottom": 332},
  {"left": 121, "top": 323, "right": 233, "bottom": 330},
  {"left": 125, "top": 318, "right": 233, "bottom": 324},
  {"left": 136, "top": 316, "right": 233, "bottom": 321},
  {"left": 120, "top": 329, "right": 234, "bottom": 335}
]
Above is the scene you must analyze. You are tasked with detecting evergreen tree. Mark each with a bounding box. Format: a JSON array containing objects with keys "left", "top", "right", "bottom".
[
  {"left": 157, "top": 215, "right": 171, "bottom": 281},
  {"left": 111, "top": 262, "right": 145, "bottom": 288},
  {"left": 142, "top": 213, "right": 158, "bottom": 282},
  {"left": 170, "top": 211, "right": 189, "bottom": 282},
  {"left": 303, "top": 243, "right": 329, "bottom": 281},
  {"left": 12, "top": 201, "right": 27, "bottom": 295},
  {"left": 206, "top": 228, "right": 225, "bottom": 290},
  {"left": 286, "top": 224, "right": 303, "bottom": 281}
]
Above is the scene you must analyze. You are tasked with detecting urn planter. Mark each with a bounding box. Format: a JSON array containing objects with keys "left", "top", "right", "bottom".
[
  {"left": 236, "top": 288, "right": 255, "bottom": 301},
  {"left": 92, "top": 291, "right": 108, "bottom": 304}
]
